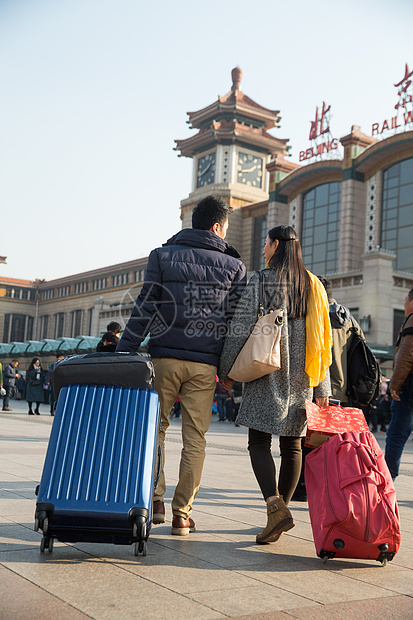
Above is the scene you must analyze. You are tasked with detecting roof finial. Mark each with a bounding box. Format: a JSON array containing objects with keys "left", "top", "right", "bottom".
[{"left": 231, "top": 67, "right": 242, "bottom": 92}]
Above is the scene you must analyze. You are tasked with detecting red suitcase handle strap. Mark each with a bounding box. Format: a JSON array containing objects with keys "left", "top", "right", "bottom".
[{"left": 337, "top": 440, "right": 387, "bottom": 490}]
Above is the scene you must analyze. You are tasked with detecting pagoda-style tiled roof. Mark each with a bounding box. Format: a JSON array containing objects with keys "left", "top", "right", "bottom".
[
  {"left": 175, "top": 68, "right": 288, "bottom": 158},
  {"left": 187, "top": 88, "right": 280, "bottom": 130}
]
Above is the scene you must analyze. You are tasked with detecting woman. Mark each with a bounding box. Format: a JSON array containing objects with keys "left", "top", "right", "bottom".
[
  {"left": 26, "top": 358, "right": 45, "bottom": 415},
  {"left": 219, "top": 226, "right": 332, "bottom": 544}
]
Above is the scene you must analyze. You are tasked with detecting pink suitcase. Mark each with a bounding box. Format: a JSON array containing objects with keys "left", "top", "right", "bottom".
[{"left": 305, "top": 431, "right": 400, "bottom": 566}]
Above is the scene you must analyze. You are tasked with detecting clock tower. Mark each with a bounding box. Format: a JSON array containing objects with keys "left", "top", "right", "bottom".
[{"left": 175, "top": 68, "right": 290, "bottom": 228}]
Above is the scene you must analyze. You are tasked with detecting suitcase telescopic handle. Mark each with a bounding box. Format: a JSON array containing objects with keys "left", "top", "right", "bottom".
[{"left": 154, "top": 445, "right": 161, "bottom": 489}]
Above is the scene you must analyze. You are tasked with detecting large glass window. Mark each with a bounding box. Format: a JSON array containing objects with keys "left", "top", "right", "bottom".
[
  {"left": 381, "top": 157, "right": 413, "bottom": 273},
  {"left": 393, "top": 309, "right": 405, "bottom": 345},
  {"left": 41, "top": 315, "right": 49, "bottom": 339},
  {"left": 3, "top": 314, "right": 28, "bottom": 341},
  {"left": 54, "top": 313, "right": 65, "bottom": 338},
  {"left": 71, "top": 310, "right": 83, "bottom": 337},
  {"left": 301, "top": 182, "right": 341, "bottom": 275},
  {"left": 251, "top": 214, "right": 268, "bottom": 270}
]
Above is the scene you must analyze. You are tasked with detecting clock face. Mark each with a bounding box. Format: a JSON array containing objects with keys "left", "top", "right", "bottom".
[
  {"left": 197, "top": 152, "right": 216, "bottom": 188},
  {"left": 237, "top": 152, "right": 263, "bottom": 187}
]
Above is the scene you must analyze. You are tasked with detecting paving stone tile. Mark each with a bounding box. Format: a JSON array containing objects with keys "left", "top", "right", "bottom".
[
  {"left": 272, "top": 595, "right": 413, "bottom": 619},
  {"left": 0, "top": 565, "right": 89, "bottom": 619},
  {"left": 43, "top": 562, "right": 225, "bottom": 619},
  {"left": 190, "top": 583, "right": 315, "bottom": 617},
  {"left": 0, "top": 523, "right": 41, "bottom": 551},
  {"left": 237, "top": 561, "right": 393, "bottom": 605},
  {"left": 329, "top": 563, "right": 413, "bottom": 595}
]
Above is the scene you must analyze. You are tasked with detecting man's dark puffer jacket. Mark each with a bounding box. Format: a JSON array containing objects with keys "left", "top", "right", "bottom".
[{"left": 117, "top": 229, "right": 247, "bottom": 367}]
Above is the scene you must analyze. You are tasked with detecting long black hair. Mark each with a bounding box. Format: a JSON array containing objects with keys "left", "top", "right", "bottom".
[
  {"left": 267, "top": 225, "right": 310, "bottom": 319},
  {"left": 28, "top": 357, "right": 41, "bottom": 373}
]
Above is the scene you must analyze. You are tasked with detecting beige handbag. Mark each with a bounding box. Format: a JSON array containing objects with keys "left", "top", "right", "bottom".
[{"left": 228, "top": 271, "right": 283, "bottom": 382}]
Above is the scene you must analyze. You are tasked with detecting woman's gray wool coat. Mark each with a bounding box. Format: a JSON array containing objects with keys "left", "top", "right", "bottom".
[{"left": 218, "top": 270, "right": 331, "bottom": 437}]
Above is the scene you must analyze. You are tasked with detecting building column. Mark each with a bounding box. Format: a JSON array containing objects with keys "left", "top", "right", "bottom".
[
  {"left": 339, "top": 178, "right": 366, "bottom": 272},
  {"left": 361, "top": 250, "right": 396, "bottom": 345}
]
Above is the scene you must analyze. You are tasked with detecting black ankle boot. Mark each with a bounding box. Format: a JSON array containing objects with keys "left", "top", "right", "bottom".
[{"left": 28, "top": 410, "right": 34, "bottom": 415}]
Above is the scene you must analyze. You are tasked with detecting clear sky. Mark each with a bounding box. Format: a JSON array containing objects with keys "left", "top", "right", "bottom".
[{"left": 0, "top": 0, "right": 412, "bottom": 281}]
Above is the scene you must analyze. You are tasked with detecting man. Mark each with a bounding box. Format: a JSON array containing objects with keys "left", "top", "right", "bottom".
[
  {"left": 116, "top": 195, "right": 246, "bottom": 535},
  {"left": 385, "top": 289, "right": 413, "bottom": 481},
  {"left": 44, "top": 353, "right": 65, "bottom": 416},
  {"left": 2, "top": 360, "right": 20, "bottom": 412}
]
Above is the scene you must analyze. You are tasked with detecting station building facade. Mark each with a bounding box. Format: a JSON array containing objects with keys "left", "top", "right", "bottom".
[
  {"left": 1, "top": 68, "right": 412, "bottom": 376},
  {"left": 175, "top": 69, "right": 413, "bottom": 375}
]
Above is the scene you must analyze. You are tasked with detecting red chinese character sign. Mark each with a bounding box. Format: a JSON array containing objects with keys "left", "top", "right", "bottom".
[
  {"left": 299, "top": 102, "right": 339, "bottom": 162},
  {"left": 372, "top": 62, "right": 413, "bottom": 136}
]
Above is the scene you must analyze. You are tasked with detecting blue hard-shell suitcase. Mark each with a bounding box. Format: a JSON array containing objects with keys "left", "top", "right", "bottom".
[{"left": 35, "top": 380, "right": 160, "bottom": 557}]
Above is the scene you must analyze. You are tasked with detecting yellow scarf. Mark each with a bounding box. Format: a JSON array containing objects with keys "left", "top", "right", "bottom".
[{"left": 305, "top": 271, "right": 332, "bottom": 387}]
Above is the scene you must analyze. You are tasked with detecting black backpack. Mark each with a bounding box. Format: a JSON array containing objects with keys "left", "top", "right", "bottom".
[{"left": 347, "top": 323, "right": 381, "bottom": 407}]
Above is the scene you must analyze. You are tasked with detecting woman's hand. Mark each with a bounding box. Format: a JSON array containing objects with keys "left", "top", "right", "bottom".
[
  {"left": 315, "top": 396, "right": 328, "bottom": 408},
  {"left": 222, "top": 379, "right": 234, "bottom": 391}
]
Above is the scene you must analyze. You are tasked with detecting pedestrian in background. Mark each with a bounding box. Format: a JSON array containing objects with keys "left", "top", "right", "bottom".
[
  {"left": 2, "top": 360, "right": 20, "bottom": 412},
  {"left": 26, "top": 358, "right": 45, "bottom": 416},
  {"left": 215, "top": 378, "right": 230, "bottom": 422},
  {"left": 96, "top": 321, "right": 122, "bottom": 352},
  {"left": 385, "top": 288, "right": 413, "bottom": 481},
  {"left": 44, "top": 353, "right": 65, "bottom": 416},
  {"left": 377, "top": 378, "right": 391, "bottom": 432},
  {"left": 219, "top": 225, "right": 331, "bottom": 544},
  {"left": 96, "top": 331, "right": 119, "bottom": 352}
]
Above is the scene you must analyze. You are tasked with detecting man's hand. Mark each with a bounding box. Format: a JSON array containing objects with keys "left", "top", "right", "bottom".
[
  {"left": 315, "top": 396, "right": 328, "bottom": 408},
  {"left": 390, "top": 389, "right": 400, "bottom": 402}
]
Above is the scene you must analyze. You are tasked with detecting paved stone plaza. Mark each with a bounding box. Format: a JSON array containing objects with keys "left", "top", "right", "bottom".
[{"left": 0, "top": 400, "right": 412, "bottom": 619}]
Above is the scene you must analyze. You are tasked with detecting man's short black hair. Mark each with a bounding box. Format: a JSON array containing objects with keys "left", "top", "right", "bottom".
[
  {"left": 318, "top": 276, "right": 333, "bottom": 302},
  {"left": 192, "top": 195, "right": 232, "bottom": 230},
  {"left": 408, "top": 288, "right": 413, "bottom": 301},
  {"left": 107, "top": 321, "right": 122, "bottom": 334}
]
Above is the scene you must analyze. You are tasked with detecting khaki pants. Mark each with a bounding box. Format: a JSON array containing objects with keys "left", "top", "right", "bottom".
[{"left": 152, "top": 358, "right": 217, "bottom": 519}]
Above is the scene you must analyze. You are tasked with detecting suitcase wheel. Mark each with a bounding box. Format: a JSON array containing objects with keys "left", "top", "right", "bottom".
[
  {"left": 133, "top": 518, "right": 147, "bottom": 540},
  {"left": 378, "top": 544, "right": 394, "bottom": 566},
  {"left": 319, "top": 549, "right": 336, "bottom": 564},
  {"left": 34, "top": 518, "right": 39, "bottom": 532},
  {"left": 40, "top": 536, "right": 53, "bottom": 553},
  {"left": 134, "top": 540, "right": 147, "bottom": 557}
]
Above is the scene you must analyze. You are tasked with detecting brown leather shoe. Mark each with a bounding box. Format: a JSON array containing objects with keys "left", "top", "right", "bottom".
[
  {"left": 152, "top": 500, "right": 165, "bottom": 524},
  {"left": 171, "top": 515, "right": 196, "bottom": 536}
]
